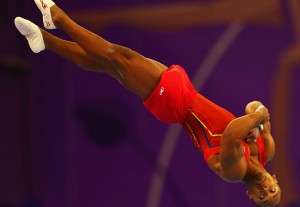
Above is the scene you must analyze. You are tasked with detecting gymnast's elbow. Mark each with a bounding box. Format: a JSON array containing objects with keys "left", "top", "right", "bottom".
[{"left": 222, "top": 124, "right": 242, "bottom": 145}]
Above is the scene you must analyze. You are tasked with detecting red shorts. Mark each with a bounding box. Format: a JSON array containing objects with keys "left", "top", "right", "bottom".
[{"left": 143, "top": 65, "right": 197, "bottom": 124}]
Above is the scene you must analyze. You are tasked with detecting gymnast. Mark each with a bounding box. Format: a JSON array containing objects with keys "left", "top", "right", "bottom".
[{"left": 14, "top": 0, "right": 281, "bottom": 206}]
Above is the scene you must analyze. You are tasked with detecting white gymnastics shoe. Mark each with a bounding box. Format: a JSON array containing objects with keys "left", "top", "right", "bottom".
[
  {"left": 14, "top": 17, "right": 45, "bottom": 53},
  {"left": 34, "top": 0, "right": 56, "bottom": 29}
]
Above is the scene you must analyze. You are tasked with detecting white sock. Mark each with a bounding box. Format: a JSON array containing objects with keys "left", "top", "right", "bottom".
[
  {"left": 34, "top": 0, "right": 56, "bottom": 29},
  {"left": 14, "top": 17, "right": 45, "bottom": 53}
]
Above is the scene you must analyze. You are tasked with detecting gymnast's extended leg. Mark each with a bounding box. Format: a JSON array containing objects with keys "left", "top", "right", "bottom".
[
  {"left": 15, "top": 0, "right": 168, "bottom": 100},
  {"left": 14, "top": 17, "right": 120, "bottom": 76}
]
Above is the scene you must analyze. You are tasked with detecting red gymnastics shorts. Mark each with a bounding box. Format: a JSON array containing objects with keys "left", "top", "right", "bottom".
[{"left": 143, "top": 65, "right": 197, "bottom": 124}]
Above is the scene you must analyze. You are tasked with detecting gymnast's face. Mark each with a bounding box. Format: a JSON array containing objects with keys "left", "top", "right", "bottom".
[{"left": 246, "top": 173, "right": 281, "bottom": 207}]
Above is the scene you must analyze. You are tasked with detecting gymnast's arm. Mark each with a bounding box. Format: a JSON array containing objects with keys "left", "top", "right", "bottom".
[
  {"left": 245, "top": 101, "right": 275, "bottom": 162},
  {"left": 260, "top": 120, "right": 276, "bottom": 163},
  {"left": 217, "top": 108, "right": 270, "bottom": 182}
]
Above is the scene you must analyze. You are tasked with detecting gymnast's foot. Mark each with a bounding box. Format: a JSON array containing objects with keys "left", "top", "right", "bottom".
[
  {"left": 34, "top": 0, "right": 56, "bottom": 29},
  {"left": 14, "top": 17, "right": 45, "bottom": 53}
]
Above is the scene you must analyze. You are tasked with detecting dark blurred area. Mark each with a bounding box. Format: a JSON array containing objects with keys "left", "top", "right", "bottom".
[{"left": 1, "top": 0, "right": 300, "bottom": 207}]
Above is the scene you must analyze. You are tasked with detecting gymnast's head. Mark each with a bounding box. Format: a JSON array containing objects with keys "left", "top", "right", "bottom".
[{"left": 244, "top": 172, "right": 281, "bottom": 207}]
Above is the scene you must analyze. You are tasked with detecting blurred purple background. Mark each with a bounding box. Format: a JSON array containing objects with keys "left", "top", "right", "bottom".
[{"left": 1, "top": 0, "right": 300, "bottom": 207}]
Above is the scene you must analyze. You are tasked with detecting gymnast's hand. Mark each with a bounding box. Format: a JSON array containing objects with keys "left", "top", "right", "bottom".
[
  {"left": 245, "top": 101, "right": 270, "bottom": 124},
  {"left": 245, "top": 100, "right": 263, "bottom": 114},
  {"left": 255, "top": 105, "right": 270, "bottom": 124}
]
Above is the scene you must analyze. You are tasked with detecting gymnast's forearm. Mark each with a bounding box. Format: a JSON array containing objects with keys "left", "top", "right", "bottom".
[
  {"left": 260, "top": 121, "right": 276, "bottom": 161},
  {"left": 223, "top": 112, "right": 266, "bottom": 143}
]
